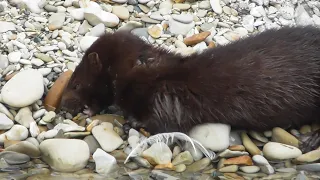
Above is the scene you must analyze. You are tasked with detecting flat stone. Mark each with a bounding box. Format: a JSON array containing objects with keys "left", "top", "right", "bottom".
[
  {"left": 218, "top": 149, "right": 249, "bottom": 158},
  {"left": 112, "top": 6, "right": 129, "bottom": 20},
  {"left": 92, "top": 123, "right": 123, "bottom": 152},
  {"left": 296, "top": 163, "right": 320, "bottom": 172},
  {"left": 241, "top": 132, "right": 261, "bottom": 156},
  {"left": 185, "top": 157, "right": 211, "bottom": 173},
  {"left": 219, "top": 165, "right": 238, "bottom": 173},
  {"left": 172, "top": 151, "right": 194, "bottom": 166},
  {"left": 48, "top": 13, "right": 66, "bottom": 30},
  {"left": 240, "top": 166, "right": 260, "bottom": 173},
  {"left": 0, "top": 113, "right": 13, "bottom": 130},
  {"left": 0, "top": 151, "right": 30, "bottom": 165},
  {"left": 223, "top": 155, "right": 253, "bottom": 166},
  {"left": 263, "top": 142, "right": 302, "bottom": 160},
  {"left": 271, "top": 127, "right": 299, "bottom": 147},
  {"left": 83, "top": 135, "right": 101, "bottom": 154},
  {"left": 5, "top": 141, "right": 41, "bottom": 158}
]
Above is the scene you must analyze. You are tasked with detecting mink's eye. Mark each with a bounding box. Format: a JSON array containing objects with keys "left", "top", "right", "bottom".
[{"left": 74, "top": 84, "right": 81, "bottom": 90}]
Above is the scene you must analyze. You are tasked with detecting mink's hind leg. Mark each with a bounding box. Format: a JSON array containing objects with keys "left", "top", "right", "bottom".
[{"left": 298, "top": 129, "right": 320, "bottom": 153}]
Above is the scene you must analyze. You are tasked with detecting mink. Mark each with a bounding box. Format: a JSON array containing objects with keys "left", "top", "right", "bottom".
[{"left": 60, "top": 26, "right": 320, "bottom": 153}]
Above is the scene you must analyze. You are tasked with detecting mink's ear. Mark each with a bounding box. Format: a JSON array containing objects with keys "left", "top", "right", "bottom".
[{"left": 88, "top": 52, "right": 102, "bottom": 72}]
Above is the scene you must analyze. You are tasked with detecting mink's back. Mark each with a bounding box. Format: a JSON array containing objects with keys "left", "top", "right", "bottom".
[{"left": 127, "top": 26, "right": 320, "bottom": 133}]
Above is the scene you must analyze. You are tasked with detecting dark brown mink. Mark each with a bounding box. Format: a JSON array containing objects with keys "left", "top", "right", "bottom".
[{"left": 60, "top": 26, "right": 320, "bottom": 153}]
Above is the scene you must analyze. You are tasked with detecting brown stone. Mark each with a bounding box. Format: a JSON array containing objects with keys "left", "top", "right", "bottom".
[
  {"left": 207, "top": 41, "right": 216, "bottom": 48},
  {"left": 38, "top": 125, "right": 48, "bottom": 133},
  {"left": 173, "top": 0, "right": 185, "bottom": 3},
  {"left": 224, "top": 155, "right": 253, "bottom": 166},
  {"left": 183, "top": 31, "right": 211, "bottom": 46},
  {"left": 241, "top": 132, "right": 262, "bottom": 155},
  {"left": 44, "top": 70, "right": 73, "bottom": 112},
  {"left": 228, "top": 145, "right": 246, "bottom": 151},
  {"left": 162, "top": 23, "right": 169, "bottom": 30},
  {"left": 4, "top": 139, "right": 21, "bottom": 148},
  {"left": 4, "top": 72, "right": 18, "bottom": 81},
  {"left": 110, "top": 150, "right": 128, "bottom": 162},
  {"left": 154, "top": 163, "right": 176, "bottom": 171}
]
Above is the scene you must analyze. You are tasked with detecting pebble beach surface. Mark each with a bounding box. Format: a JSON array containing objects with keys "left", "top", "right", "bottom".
[{"left": 0, "top": 0, "right": 320, "bottom": 179}]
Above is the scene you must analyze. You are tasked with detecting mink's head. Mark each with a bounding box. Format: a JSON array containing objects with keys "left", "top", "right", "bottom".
[{"left": 60, "top": 51, "right": 114, "bottom": 116}]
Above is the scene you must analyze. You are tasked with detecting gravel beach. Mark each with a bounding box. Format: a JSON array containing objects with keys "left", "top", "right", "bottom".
[{"left": 0, "top": 0, "right": 320, "bottom": 179}]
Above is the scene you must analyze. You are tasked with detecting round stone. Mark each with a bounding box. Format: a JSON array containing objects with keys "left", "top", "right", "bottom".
[
  {"left": 39, "top": 139, "right": 90, "bottom": 172},
  {"left": 1, "top": 69, "right": 44, "bottom": 108}
]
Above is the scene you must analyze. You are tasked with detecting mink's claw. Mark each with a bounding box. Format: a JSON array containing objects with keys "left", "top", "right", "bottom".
[
  {"left": 299, "top": 129, "right": 320, "bottom": 153},
  {"left": 83, "top": 105, "right": 94, "bottom": 117}
]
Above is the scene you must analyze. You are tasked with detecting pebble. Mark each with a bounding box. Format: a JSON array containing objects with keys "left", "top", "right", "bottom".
[
  {"left": 168, "top": 18, "right": 195, "bottom": 36},
  {"left": 14, "top": 107, "right": 35, "bottom": 128},
  {"left": 48, "top": 13, "right": 66, "bottom": 31},
  {"left": 189, "top": 123, "right": 230, "bottom": 152},
  {"left": 0, "top": 125, "right": 28, "bottom": 143},
  {"left": 8, "top": 51, "right": 21, "bottom": 63},
  {"left": 241, "top": 132, "right": 261, "bottom": 156},
  {"left": 147, "top": 24, "right": 163, "bottom": 39},
  {"left": 263, "top": 142, "right": 302, "bottom": 160},
  {"left": 92, "top": 123, "right": 123, "bottom": 152},
  {"left": 142, "top": 142, "right": 172, "bottom": 165},
  {"left": 5, "top": 141, "right": 41, "bottom": 158},
  {"left": 172, "top": 14, "right": 194, "bottom": 24},
  {"left": 185, "top": 157, "right": 211, "bottom": 173},
  {"left": 39, "top": 139, "right": 90, "bottom": 172},
  {"left": 272, "top": 127, "right": 299, "bottom": 147},
  {"left": 0, "top": 21, "right": 16, "bottom": 33},
  {"left": 240, "top": 166, "right": 260, "bottom": 173},
  {"left": 183, "top": 31, "right": 211, "bottom": 46},
  {"left": 210, "top": 0, "right": 222, "bottom": 14},
  {"left": 219, "top": 165, "right": 238, "bottom": 172},
  {"left": 296, "top": 149, "right": 320, "bottom": 163},
  {"left": 88, "top": 23, "right": 105, "bottom": 37},
  {"left": 93, "top": 148, "right": 119, "bottom": 176},
  {"left": 0, "top": 113, "right": 14, "bottom": 130},
  {"left": 112, "top": 6, "right": 130, "bottom": 20},
  {"left": 0, "top": 151, "right": 30, "bottom": 165},
  {"left": 80, "top": 36, "right": 99, "bottom": 52}
]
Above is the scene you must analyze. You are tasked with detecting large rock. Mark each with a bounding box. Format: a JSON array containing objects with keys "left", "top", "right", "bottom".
[
  {"left": 1, "top": 69, "right": 44, "bottom": 108},
  {"left": 39, "top": 139, "right": 90, "bottom": 172}
]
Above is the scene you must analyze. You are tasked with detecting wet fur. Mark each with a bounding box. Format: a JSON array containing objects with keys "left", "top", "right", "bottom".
[{"left": 61, "top": 26, "right": 320, "bottom": 152}]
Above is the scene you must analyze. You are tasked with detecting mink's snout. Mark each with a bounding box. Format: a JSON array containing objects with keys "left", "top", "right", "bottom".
[{"left": 60, "top": 95, "right": 84, "bottom": 116}]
